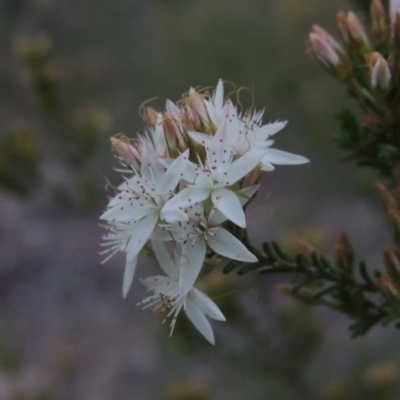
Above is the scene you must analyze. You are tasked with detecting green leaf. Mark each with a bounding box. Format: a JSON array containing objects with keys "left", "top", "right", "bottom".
[
  {"left": 223, "top": 261, "right": 239, "bottom": 274},
  {"left": 295, "top": 253, "right": 309, "bottom": 271},
  {"left": 271, "top": 240, "right": 294, "bottom": 262},
  {"left": 262, "top": 242, "right": 278, "bottom": 262},
  {"left": 292, "top": 276, "right": 315, "bottom": 294},
  {"left": 312, "top": 284, "right": 342, "bottom": 299},
  {"left": 237, "top": 261, "right": 264, "bottom": 275},
  {"left": 257, "top": 266, "right": 289, "bottom": 275},
  {"left": 359, "top": 261, "right": 374, "bottom": 286}
]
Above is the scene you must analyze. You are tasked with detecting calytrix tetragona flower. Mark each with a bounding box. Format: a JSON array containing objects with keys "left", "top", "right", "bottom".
[
  {"left": 137, "top": 241, "right": 225, "bottom": 344},
  {"left": 100, "top": 80, "right": 308, "bottom": 343}
]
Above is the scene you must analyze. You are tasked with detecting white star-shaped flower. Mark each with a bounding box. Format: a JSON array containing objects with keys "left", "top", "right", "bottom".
[
  {"left": 137, "top": 241, "right": 225, "bottom": 344},
  {"left": 162, "top": 119, "right": 264, "bottom": 228},
  {"left": 189, "top": 81, "right": 309, "bottom": 171},
  {"left": 100, "top": 146, "right": 189, "bottom": 297}
]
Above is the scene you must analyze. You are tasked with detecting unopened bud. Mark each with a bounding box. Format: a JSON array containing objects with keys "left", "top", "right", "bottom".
[
  {"left": 375, "top": 181, "right": 396, "bottom": 208},
  {"left": 163, "top": 114, "right": 188, "bottom": 157},
  {"left": 383, "top": 246, "right": 400, "bottom": 287},
  {"left": 336, "top": 11, "right": 370, "bottom": 51},
  {"left": 111, "top": 136, "right": 140, "bottom": 170},
  {"left": 334, "top": 231, "right": 354, "bottom": 275},
  {"left": 370, "top": 0, "right": 387, "bottom": 42},
  {"left": 142, "top": 107, "right": 159, "bottom": 127},
  {"left": 165, "top": 99, "right": 181, "bottom": 120},
  {"left": 387, "top": 203, "right": 400, "bottom": 242},
  {"left": 365, "top": 52, "right": 391, "bottom": 89},
  {"left": 187, "top": 88, "right": 209, "bottom": 131},
  {"left": 181, "top": 111, "right": 196, "bottom": 132},
  {"left": 309, "top": 25, "right": 349, "bottom": 78},
  {"left": 378, "top": 274, "right": 400, "bottom": 302}
]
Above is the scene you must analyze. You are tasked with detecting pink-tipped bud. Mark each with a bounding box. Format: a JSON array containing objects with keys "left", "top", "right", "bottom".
[
  {"left": 143, "top": 107, "right": 159, "bottom": 127},
  {"left": 336, "top": 11, "right": 370, "bottom": 51},
  {"left": 370, "top": 0, "right": 388, "bottom": 42},
  {"left": 187, "top": 88, "right": 209, "bottom": 130},
  {"left": 334, "top": 231, "right": 354, "bottom": 275},
  {"left": 166, "top": 99, "right": 181, "bottom": 120},
  {"left": 111, "top": 136, "right": 140, "bottom": 170},
  {"left": 163, "top": 114, "right": 187, "bottom": 156},
  {"left": 365, "top": 52, "right": 392, "bottom": 89},
  {"left": 181, "top": 111, "right": 195, "bottom": 132},
  {"left": 383, "top": 246, "right": 400, "bottom": 287},
  {"left": 309, "top": 26, "right": 349, "bottom": 78},
  {"left": 378, "top": 274, "right": 400, "bottom": 302}
]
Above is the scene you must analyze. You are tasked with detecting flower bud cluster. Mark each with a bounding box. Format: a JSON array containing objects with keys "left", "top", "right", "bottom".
[
  {"left": 99, "top": 80, "right": 308, "bottom": 343},
  {"left": 308, "top": 1, "right": 397, "bottom": 92}
]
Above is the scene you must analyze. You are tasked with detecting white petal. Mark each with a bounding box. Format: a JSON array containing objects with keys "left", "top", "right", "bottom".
[
  {"left": 100, "top": 204, "right": 155, "bottom": 222},
  {"left": 162, "top": 186, "right": 210, "bottom": 214},
  {"left": 207, "top": 207, "right": 227, "bottom": 226},
  {"left": 151, "top": 226, "right": 173, "bottom": 241},
  {"left": 224, "top": 151, "right": 264, "bottom": 184},
  {"left": 204, "top": 99, "right": 219, "bottom": 128},
  {"left": 207, "top": 227, "right": 258, "bottom": 262},
  {"left": 258, "top": 121, "right": 287, "bottom": 138},
  {"left": 140, "top": 141, "right": 164, "bottom": 185},
  {"left": 190, "top": 287, "right": 226, "bottom": 321},
  {"left": 166, "top": 99, "right": 181, "bottom": 119},
  {"left": 238, "top": 185, "right": 260, "bottom": 206},
  {"left": 152, "top": 241, "right": 179, "bottom": 280},
  {"left": 126, "top": 213, "right": 158, "bottom": 261},
  {"left": 160, "top": 208, "right": 188, "bottom": 223},
  {"left": 179, "top": 239, "right": 206, "bottom": 296},
  {"left": 185, "top": 299, "right": 215, "bottom": 345},
  {"left": 260, "top": 160, "right": 275, "bottom": 171},
  {"left": 158, "top": 149, "right": 189, "bottom": 194},
  {"left": 212, "top": 187, "right": 246, "bottom": 228},
  {"left": 122, "top": 256, "right": 138, "bottom": 298},
  {"left": 213, "top": 79, "right": 224, "bottom": 113},
  {"left": 263, "top": 148, "right": 309, "bottom": 165}
]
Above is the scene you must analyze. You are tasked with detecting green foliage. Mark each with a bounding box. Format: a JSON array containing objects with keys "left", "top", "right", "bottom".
[
  {"left": 226, "top": 235, "right": 400, "bottom": 337},
  {"left": 4, "top": 35, "right": 112, "bottom": 207},
  {"left": 0, "top": 124, "right": 40, "bottom": 195},
  {"left": 336, "top": 109, "right": 400, "bottom": 179}
]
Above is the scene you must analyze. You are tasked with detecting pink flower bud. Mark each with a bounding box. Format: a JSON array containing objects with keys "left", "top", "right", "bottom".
[
  {"left": 142, "top": 107, "right": 159, "bottom": 126},
  {"left": 309, "top": 32, "right": 340, "bottom": 67},
  {"left": 111, "top": 137, "right": 140, "bottom": 170},
  {"left": 187, "top": 88, "right": 209, "bottom": 130},
  {"left": 309, "top": 26, "right": 349, "bottom": 78},
  {"left": 365, "top": 52, "right": 392, "bottom": 89},
  {"left": 370, "top": 0, "right": 387, "bottom": 42},
  {"left": 336, "top": 11, "right": 370, "bottom": 50}
]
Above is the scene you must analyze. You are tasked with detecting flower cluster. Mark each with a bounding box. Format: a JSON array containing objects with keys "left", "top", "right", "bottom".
[{"left": 99, "top": 80, "right": 308, "bottom": 344}]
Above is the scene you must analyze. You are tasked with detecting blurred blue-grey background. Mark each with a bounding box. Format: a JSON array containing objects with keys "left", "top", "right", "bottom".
[{"left": 0, "top": 1, "right": 399, "bottom": 399}]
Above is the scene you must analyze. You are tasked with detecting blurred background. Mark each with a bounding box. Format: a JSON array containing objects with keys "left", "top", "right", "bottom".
[{"left": 0, "top": 0, "right": 400, "bottom": 399}]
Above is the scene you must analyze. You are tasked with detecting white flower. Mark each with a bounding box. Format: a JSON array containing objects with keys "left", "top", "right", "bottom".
[
  {"left": 137, "top": 241, "right": 225, "bottom": 344},
  {"left": 162, "top": 118, "right": 264, "bottom": 228},
  {"left": 100, "top": 146, "right": 189, "bottom": 297},
  {"left": 155, "top": 201, "right": 258, "bottom": 264},
  {"left": 188, "top": 81, "right": 309, "bottom": 171}
]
